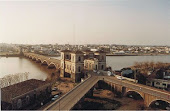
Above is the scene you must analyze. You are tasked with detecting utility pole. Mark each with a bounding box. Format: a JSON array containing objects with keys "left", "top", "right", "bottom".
[
  {"left": 135, "top": 69, "right": 137, "bottom": 83},
  {"left": 121, "top": 71, "right": 122, "bottom": 85},
  {"left": 58, "top": 81, "right": 60, "bottom": 111}
]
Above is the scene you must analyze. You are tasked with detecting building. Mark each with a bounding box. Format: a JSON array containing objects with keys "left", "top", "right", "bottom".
[
  {"left": 163, "top": 70, "right": 170, "bottom": 80},
  {"left": 1, "top": 79, "right": 51, "bottom": 110},
  {"left": 146, "top": 79, "right": 170, "bottom": 91},
  {"left": 60, "top": 50, "right": 106, "bottom": 82}
]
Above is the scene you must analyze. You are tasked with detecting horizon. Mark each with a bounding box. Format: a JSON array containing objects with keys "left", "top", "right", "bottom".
[
  {"left": 0, "top": 42, "right": 170, "bottom": 47},
  {"left": 0, "top": 0, "right": 169, "bottom": 45}
]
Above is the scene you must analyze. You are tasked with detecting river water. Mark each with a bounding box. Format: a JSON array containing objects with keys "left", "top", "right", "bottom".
[{"left": 0, "top": 55, "right": 170, "bottom": 80}]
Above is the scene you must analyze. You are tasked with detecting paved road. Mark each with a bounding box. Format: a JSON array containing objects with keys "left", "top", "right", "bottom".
[
  {"left": 44, "top": 75, "right": 170, "bottom": 110},
  {"left": 44, "top": 76, "right": 99, "bottom": 110}
]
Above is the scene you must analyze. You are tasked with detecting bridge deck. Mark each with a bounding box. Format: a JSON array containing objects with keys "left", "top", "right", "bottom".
[
  {"left": 24, "top": 53, "right": 60, "bottom": 66},
  {"left": 104, "top": 76, "right": 170, "bottom": 102},
  {"left": 44, "top": 76, "right": 99, "bottom": 110},
  {"left": 44, "top": 75, "right": 170, "bottom": 110}
]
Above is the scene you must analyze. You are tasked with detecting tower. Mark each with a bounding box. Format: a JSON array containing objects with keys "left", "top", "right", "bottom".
[{"left": 60, "top": 50, "right": 84, "bottom": 82}]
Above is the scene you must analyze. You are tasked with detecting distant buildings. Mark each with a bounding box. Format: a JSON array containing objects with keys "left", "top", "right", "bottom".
[
  {"left": 1, "top": 79, "right": 51, "bottom": 110},
  {"left": 146, "top": 79, "right": 170, "bottom": 91},
  {"left": 60, "top": 50, "right": 106, "bottom": 82}
]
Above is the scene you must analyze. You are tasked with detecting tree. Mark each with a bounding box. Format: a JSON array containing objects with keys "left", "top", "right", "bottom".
[{"left": 156, "top": 69, "right": 165, "bottom": 79}]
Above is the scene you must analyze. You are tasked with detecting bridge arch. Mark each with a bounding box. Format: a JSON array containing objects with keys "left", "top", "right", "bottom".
[
  {"left": 125, "top": 90, "right": 144, "bottom": 100},
  {"left": 41, "top": 60, "right": 48, "bottom": 65},
  {"left": 32, "top": 57, "right": 36, "bottom": 61},
  {"left": 48, "top": 63, "right": 57, "bottom": 69},
  {"left": 29, "top": 56, "right": 32, "bottom": 59},
  {"left": 149, "top": 99, "right": 170, "bottom": 110},
  {"left": 36, "top": 58, "right": 41, "bottom": 63}
]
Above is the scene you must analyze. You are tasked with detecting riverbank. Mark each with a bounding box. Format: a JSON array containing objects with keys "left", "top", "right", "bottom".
[{"left": 0, "top": 53, "right": 20, "bottom": 57}]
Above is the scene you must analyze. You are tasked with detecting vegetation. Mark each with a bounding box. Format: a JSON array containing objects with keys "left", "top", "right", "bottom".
[
  {"left": 0, "top": 72, "right": 29, "bottom": 88},
  {"left": 131, "top": 62, "right": 170, "bottom": 84}
]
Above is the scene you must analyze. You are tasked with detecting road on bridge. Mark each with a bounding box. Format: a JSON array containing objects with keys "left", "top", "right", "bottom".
[
  {"left": 44, "top": 75, "right": 170, "bottom": 110},
  {"left": 44, "top": 76, "right": 99, "bottom": 110},
  {"left": 104, "top": 76, "right": 170, "bottom": 102}
]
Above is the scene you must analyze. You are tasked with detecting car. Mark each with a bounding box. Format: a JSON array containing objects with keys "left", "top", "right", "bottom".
[
  {"left": 107, "top": 71, "right": 112, "bottom": 76},
  {"left": 51, "top": 97, "right": 57, "bottom": 101},
  {"left": 129, "top": 95, "right": 133, "bottom": 98},
  {"left": 93, "top": 70, "right": 97, "bottom": 73},
  {"left": 54, "top": 95, "right": 59, "bottom": 98},
  {"left": 166, "top": 107, "right": 170, "bottom": 110},
  {"left": 51, "top": 95, "right": 59, "bottom": 101},
  {"left": 52, "top": 87, "right": 58, "bottom": 91},
  {"left": 117, "top": 76, "right": 124, "bottom": 80}
]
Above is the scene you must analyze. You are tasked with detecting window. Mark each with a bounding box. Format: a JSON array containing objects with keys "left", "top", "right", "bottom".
[
  {"left": 102, "top": 56, "right": 104, "bottom": 61},
  {"left": 78, "top": 56, "right": 81, "bottom": 62},
  {"left": 156, "top": 82, "right": 160, "bottom": 85},
  {"left": 17, "top": 99, "right": 22, "bottom": 109},
  {"left": 78, "top": 66, "right": 81, "bottom": 72},
  {"left": 101, "top": 65, "right": 104, "bottom": 70},
  {"left": 72, "top": 66, "right": 74, "bottom": 72},
  {"left": 26, "top": 95, "right": 30, "bottom": 105},
  {"left": 66, "top": 55, "right": 69, "bottom": 59},
  {"left": 162, "top": 83, "right": 166, "bottom": 86}
]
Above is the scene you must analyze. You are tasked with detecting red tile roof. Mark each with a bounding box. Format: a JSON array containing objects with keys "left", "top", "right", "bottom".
[{"left": 1, "top": 79, "right": 50, "bottom": 103}]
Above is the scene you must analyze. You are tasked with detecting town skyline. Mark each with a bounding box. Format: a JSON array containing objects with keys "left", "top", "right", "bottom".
[
  {"left": 0, "top": 0, "right": 169, "bottom": 45},
  {"left": 1, "top": 42, "right": 170, "bottom": 47}
]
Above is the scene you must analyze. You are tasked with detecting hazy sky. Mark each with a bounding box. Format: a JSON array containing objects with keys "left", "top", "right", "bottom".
[{"left": 0, "top": 0, "right": 169, "bottom": 45}]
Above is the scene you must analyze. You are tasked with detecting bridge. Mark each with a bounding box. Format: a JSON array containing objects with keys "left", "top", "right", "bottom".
[
  {"left": 44, "top": 75, "right": 170, "bottom": 110},
  {"left": 23, "top": 53, "right": 60, "bottom": 69}
]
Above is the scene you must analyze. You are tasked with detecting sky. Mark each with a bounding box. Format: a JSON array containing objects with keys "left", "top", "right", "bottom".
[{"left": 0, "top": 0, "right": 169, "bottom": 45}]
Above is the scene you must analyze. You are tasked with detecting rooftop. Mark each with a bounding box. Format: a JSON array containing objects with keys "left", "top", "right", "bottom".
[
  {"left": 1, "top": 79, "right": 49, "bottom": 103},
  {"left": 147, "top": 78, "right": 170, "bottom": 83},
  {"left": 61, "top": 50, "right": 83, "bottom": 54},
  {"left": 60, "top": 50, "right": 72, "bottom": 52},
  {"left": 95, "top": 50, "right": 106, "bottom": 53}
]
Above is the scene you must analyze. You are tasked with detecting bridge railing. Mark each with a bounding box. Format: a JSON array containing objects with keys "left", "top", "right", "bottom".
[
  {"left": 43, "top": 74, "right": 92, "bottom": 110},
  {"left": 104, "top": 77, "right": 170, "bottom": 102}
]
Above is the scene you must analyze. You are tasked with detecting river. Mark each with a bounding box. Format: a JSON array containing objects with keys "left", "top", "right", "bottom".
[{"left": 0, "top": 55, "right": 170, "bottom": 80}]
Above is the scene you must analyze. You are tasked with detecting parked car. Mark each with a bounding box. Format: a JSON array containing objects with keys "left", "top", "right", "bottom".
[
  {"left": 117, "top": 76, "right": 124, "bottom": 80},
  {"left": 107, "top": 71, "right": 112, "bottom": 76},
  {"left": 52, "top": 87, "right": 58, "bottom": 91},
  {"left": 51, "top": 95, "right": 59, "bottom": 101},
  {"left": 93, "top": 70, "right": 97, "bottom": 73}
]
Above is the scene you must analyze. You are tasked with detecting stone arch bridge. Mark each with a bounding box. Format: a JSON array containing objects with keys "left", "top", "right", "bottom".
[
  {"left": 24, "top": 53, "right": 61, "bottom": 69},
  {"left": 104, "top": 76, "right": 170, "bottom": 107},
  {"left": 44, "top": 76, "right": 170, "bottom": 110}
]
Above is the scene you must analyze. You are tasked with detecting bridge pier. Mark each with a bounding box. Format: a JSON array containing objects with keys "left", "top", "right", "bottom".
[{"left": 85, "top": 87, "right": 94, "bottom": 97}]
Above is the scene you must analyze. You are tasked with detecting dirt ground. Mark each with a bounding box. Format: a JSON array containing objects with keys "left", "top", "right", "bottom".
[
  {"left": 52, "top": 77, "right": 76, "bottom": 95},
  {"left": 38, "top": 77, "right": 76, "bottom": 110},
  {"left": 75, "top": 89, "right": 145, "bottom": 110}
]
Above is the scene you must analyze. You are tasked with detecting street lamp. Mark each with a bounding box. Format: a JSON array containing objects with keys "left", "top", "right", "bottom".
[{"left": 58, "top": 81, "right": 61, "bottom": 111}]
